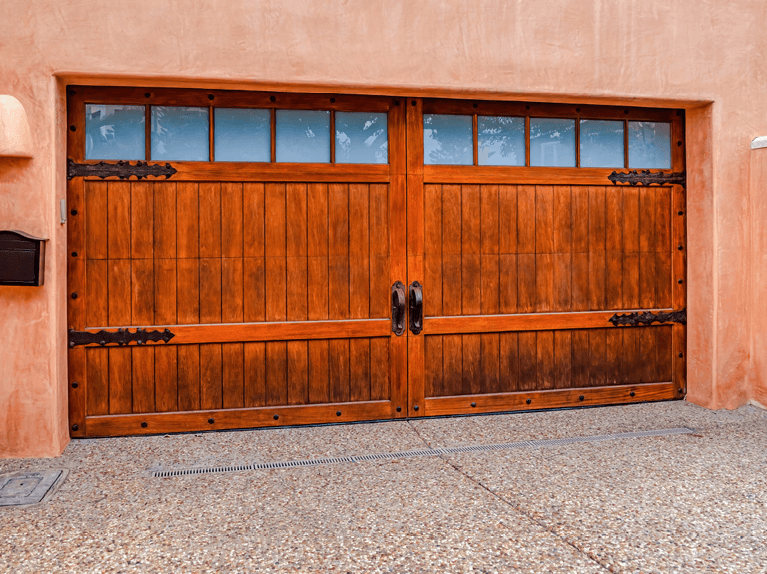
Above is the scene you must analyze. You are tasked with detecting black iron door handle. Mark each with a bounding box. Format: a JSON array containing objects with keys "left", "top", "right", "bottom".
[
  {"left": 391, "top": 281, "right": 406, "bottom": 336},
  {"left": 409, "top": 281, "right": 423, "bottom": 335}
]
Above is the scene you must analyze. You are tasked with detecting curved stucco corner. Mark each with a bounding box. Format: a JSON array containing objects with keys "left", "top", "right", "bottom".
[{"left": 0, "top": 95, "right": 34, "bottom": 158}]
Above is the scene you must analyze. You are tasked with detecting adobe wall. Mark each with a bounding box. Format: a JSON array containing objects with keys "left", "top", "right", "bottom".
[{"left": 1, "top": 0, "right": 765, "bottom": 456}]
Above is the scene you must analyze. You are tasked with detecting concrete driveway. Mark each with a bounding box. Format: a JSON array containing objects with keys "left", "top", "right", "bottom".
[{"left": 2, "top": 401, "right": 766, "bottom": 573}]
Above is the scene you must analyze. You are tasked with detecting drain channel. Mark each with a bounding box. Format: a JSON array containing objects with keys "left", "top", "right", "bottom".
[{"left": 151, "top": 427, "right": 693, "bottom": 478}]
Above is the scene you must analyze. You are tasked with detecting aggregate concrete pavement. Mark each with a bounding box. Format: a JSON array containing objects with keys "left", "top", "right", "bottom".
[{"left": 2, "top": 401, "right": 766, "bottom": 573}]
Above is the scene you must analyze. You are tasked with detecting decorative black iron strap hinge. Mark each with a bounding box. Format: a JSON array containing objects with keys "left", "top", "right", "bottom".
[
  {"left": 68, "top": 328, "right": 175, "bottom": 348},
  {"left": 608, "top": 308, "right": 686, "bottom": 327},
  {"left": 67, "top": 159, "right": 177, "bottom": 181},
  {"left": 608, "top": 170, "right": 685, "bottom": 187}
]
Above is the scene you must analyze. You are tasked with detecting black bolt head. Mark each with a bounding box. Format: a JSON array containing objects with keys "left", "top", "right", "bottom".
[
  {"left": 336, "top": 411, "right": 341, "bottom": 416},
  {"left": 270, "top": 95, "right": 276, "bottom": 102},
  {"left": 72, "top": 382, "right": 78, "bottom": 388},
  {"left": 679, "top": 352, "right": 684, "bottom": 358},
  {"left": 273, "top": 414, "right": 279, "bottom": 420},
  {"left": 141, "top": 422, "right": 148, "bottom": 428},
  {"left": 678, "top": 279, "right": 683, "bottom": 284},
  {"left": 630, "top": 391, "right": 636, "bottom": 397},
  {"left": 526, "top": 399, "right": 531, "bottom": 405},
  {"left": 69, "top": 125, "right": 76, "bottom": 131},
  {"left": 71, "top": 251, "right": 78, "bottom": 257},
  {"left": 579, "top": 395, "right": 585, "bottom": 401},
  {"left": 471, "top": 402, "right": 476, "bottom": 407},
  {"left": 396, "top": 406, "right": 402, "bottom": 412},
  {"left": 71, "top": 292, "right": 78, "bottom": 299},
  {"left": 208, "top": 94, "right": 215, "bottom": 100},
  {"left": 414, "top": 405, "right": 419, "bottom": 411},
  {"left": 71, "top": 424, "right": 78, "bottom": 431},
  {"left": 70, "top": 209, "right": 78, "bottom": 215},
  {"left": 678, "top": 211, "right": 684, "bottom": 216},
  {"left": 678, "top": 245, "right": 684, "bottom": 250},
  {"left": 208, "top": 418, "right": 214, "bottom": 424}
]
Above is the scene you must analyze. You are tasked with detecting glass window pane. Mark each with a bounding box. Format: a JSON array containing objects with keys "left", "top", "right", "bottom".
[
  {"left": 579, "top": 120, "right": 624, "bottom": 168},
  {"left": 214, "top": 108, "right": 270, "bottom": 162},
  {"left": 151, "top": 106, "right": 209, "bottom": 161},
  {"left": 628, "top": 121, "right": 671, "bottom": 169},
  {"left": 85, "top": 105, "right": 145, "bottom": 160},
  {"left": 478, "top": 116, "right": 525, "bottom": 166},
  {"left": 423, "top": 114, "right": 473, "bottom": 165},
  {"left": 335, "top": 112, "right": 388, "bottom": 164},
  {"left": 275, "top": 110, "right": 330, "bottom": 163},
  {"left": 530, "top": 118, "right": 576, "bottom": 167}
]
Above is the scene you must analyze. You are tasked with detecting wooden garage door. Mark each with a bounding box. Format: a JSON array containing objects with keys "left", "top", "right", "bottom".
[
  {"left": 405, "top": 99, "right": 686, "bottom": 417},
  {"left": 67, "top": 88, "right": 685, "bottom": 437},
  {"left": 67, "top": 88, "right": 409, "bottom": 437}
]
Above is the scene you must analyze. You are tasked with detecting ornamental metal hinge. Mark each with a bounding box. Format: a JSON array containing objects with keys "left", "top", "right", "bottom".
[
  {"left": 608, "top": 170, "right": 685, "bottom": 187},
  {"left": 68, "top": 328, "right": 175, "bottom": 348},
  {"left": 67, "top": 158, "right": 177, "bottom": 180},
  {"left": 608, "top": 309, "right": 686, "bottom": 327}
]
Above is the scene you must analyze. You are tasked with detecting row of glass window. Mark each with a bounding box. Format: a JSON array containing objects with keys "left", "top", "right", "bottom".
[
  {"left": 425, "top": 115, "right": 671, "bottom": 169},
  {"left": 85, "top": 105, "right": 388, "bottom": 164},
  {"left": 85, "top": 105, "right": 672, "bottom": 169}
]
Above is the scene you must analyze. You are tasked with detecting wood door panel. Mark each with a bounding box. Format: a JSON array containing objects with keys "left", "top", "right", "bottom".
[
  {"left": 425, "top": 326, "right": 673, "bottom": 397},
  {"left": 421, "top": 184, "right": 676, "bottom": 316},
  {"left": 85, "top": 337, "right": 393, "bottom": 416}
]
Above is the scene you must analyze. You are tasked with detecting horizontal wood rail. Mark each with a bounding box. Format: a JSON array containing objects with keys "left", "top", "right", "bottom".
[
  {"left": 424, "top": 382, "right": 680, "bottom": 416},
  {"left": 80, "top": 161, "right": 391, "bottom": 183},
  {"left": 423, "top": 166, "right": 673, "bottom": 186},
  {"left": 84, "top": 400, "right": 397, "bottom": 437},
  {"left": 78, "top": 319, "right": 391, "bottom": 347},
  {"left": 423, "top": 309, "right": 674, "bottom": 335}
]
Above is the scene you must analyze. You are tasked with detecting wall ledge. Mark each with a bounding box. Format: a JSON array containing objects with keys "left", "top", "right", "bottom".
[{"left": 751, "top": 136, "right": 767, "bottom": 150}]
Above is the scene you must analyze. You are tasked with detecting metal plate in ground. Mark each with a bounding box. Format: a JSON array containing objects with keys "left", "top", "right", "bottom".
[{"left": 0, "top": 470, "right": 64, "bottom": 507}]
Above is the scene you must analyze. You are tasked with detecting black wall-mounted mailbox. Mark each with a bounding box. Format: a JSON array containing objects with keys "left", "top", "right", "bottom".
[{"left": 0, "top": 230, "right": 47, "bottom": 286}]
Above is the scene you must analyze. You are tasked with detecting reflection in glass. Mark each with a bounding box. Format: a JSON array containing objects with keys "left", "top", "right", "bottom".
[
  {"left": 151, "top": 106, "right": 209, "bottom": 161},
  {"left": 85, "top": 105, "right": 145, "bottom": 160},
  {"left": 275, "top": 110, "right": 330, "bottom": 163},
  {"left": 423, "top": 114, "right": 473, "bottom": 165},
  {"left": 580, "top": 120, "right": 624, "bottom": 168},
  {"left": 335, "top": 112, "right": 388, "bottom": 164},
  {"left": 478, "top": 116, "right": 525, "bottom": 166},
  {"left": 628, "top": 122, "right": 671, "bottom": 169},
  {"left": 530, "top": 118, "right": 576, "bottom": 167},
  {"left": 214, "top": 108, "right": 270, "bottom": 162}
]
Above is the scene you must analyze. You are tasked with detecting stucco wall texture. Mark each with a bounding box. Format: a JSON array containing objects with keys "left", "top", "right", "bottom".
[{"left": 1, "top": 0, "right": 765, "bottom": 457}]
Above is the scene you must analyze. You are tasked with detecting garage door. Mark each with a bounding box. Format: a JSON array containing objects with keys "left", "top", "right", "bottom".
[{"left": 67, "top": 88, "right": 686, "bottom": 437}]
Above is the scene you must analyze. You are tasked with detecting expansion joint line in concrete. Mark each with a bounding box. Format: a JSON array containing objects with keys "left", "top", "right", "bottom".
[{"left": 404, "top": 421, "right": 616, "bottom": 573}]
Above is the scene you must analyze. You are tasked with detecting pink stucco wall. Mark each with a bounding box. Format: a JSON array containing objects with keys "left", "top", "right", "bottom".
[{"left": 1, "top": 0, "right": 765, "bottom": 457}]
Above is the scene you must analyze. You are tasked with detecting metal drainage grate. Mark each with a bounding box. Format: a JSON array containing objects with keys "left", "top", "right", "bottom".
[{"left": 151, "top": 427, "right": 694, "bottom": 478}]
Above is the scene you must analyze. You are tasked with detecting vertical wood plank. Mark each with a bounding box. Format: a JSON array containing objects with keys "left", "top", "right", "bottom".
[
  {"left": 108, "top": 347, "right": 131, "bottom": 414},
  {"left": 536, "top": 331, "right": 555, "bottom": 390},
  {"left": 130, "top": 182, "right": 154, "bottom": 259},
  {"left": 639, "top": 327, "right": 658, "bottom": 383},
  {"left": 517, "top": 185, "right": 536, "bottom": 254},
  {"left": 499, "top": 254, "right": 518, "bottom": 313},
  {"left": 443, "top": 335, "right": 462, "bottom": 395},
  {"left": 535, "top": 254, "right": 554, "bottom": 312},
  {"left": 328, "top": 183, "right": 349, "bottom": 320},
  {"left": 639, "top": 187, "right": 656, "bottom": 253},
  {"left": 177, "top": 183, "right": 199, "bottom": 259},
  {"left": 639, "top": 253, "right": 657, "bottom": 308},
  {"left": 553, "top": 253, "right": 572, "bottom": 311},
  {"left": 86, "top": 260, "right": 108, "bottom": 327},
  {"left": 154, "top": 346, "right": 178, "bottom": 412},
  {"left": 589, "top": 251, "right": 606, "bottom": 310},
  {"left": 200, "top": 259, "right": 222, "bottom": 323},
  {"left": 177, "top": 259, "right": 200, "bottom": 324},
  {"left": 222, "top": 258, "right": 244, "bottom": 322},
  {"left": 461, "top": 185, "right": 481, "bottom": 315},
  {"left": 265, "top": 183, "right": 287, "bottom": 322},
  {"left": 370, "top": 338, "right": 390, "bottom": 400},
  {"left": 499, "top": 332, "right": 519, "bottom": 392},
  {"left": 223, "top": 343, "right": 244, "bottom": 408},
  {"left": 605, "top": 330, "right": 623, "bottom": 385},
  {"left": 499, "top": 185, "right": 518, "bottom": 254},
  {"left": 200, "top": 344, "right": 223, "bottom": 409},
  {"left": 571, "top": 186, "right": 589, "bottom": 254},
  {"left": 154, "top": 258, "right": 176, "bottom": 325},
  {"left": 424, "top": 335, "right": 444, "bottom": 397},
  {"left": 442, "top": 185, "right": 462, "bottom": 315},
  {"left": 86, "top": 348, "right": 108, "bottom": 416},
  {"left": 107, "top": 181, "right": 130, "bottom": 260},
  {"left": 588, "top": 329, "right": 607, "bottom": 386},
  {"left": 349, "top": 183, "right": 370, "bottom": 319},
  {"left": 131, "top": 347, "right": 154, "bottom": 413},
  {"left": 108, "top": 260, "right": 131, "bottom": 325},
  {"left": 177, "top": 345, "right": 200, "bottom": 411},
  {"left": 369, "top": 184, "right": 390, "bottom": 319},
  {"left": 656, "top": 251, "right": 673, "bottom": 308},
  {"left": 571, "top": 330, "right": 590, "bottom": 388},
  {"left": 349, "top": 338, "right": 371, "bottom": 401},
  {"left": 657, "top": 326, "right": 674, "bottom": 382},
  {"left": 308, "top": 340, "right": 330, "bottom": 404},
  {"left": 244, "top": 342, "right": 266, "bottom": 407},
  {"left": 221, "top": 183, "right": 244, "bottom": 258},
  {"left": 553, "top": 330, "right": 572, "bottom": 389},
  {"left": 199, "top": 183, "right": 221, "bottom": 258},
  {"left": 243, "top": 183, "right": 265, "bottom": 258},
  {"left": 153, "top": 182, "right": 177, "bottom": 259},
  {"left": 480, "top": 333, "right": 500, "bottom": 393},
  {"left": 329, "top": 339, "right": 350, "bottom": 402},
  {"left": 287, "top": 340, "right": 309, "bottom": 405},
  {"left": 517, "top": 254, "right": 535, "bottom": 313},
  {"left": 535, "top": 185, "right": 554, "bottom": 253},
  {"left": 424, "top": 184, "right": 443, "bottom": 317},
  {"left": 622, "top": 329, "right": 641, "bottom": 384},
  {"left": 517, "top": 332, "right": 537, "bottom": 391},
  {"left": 287, "top": 183, "right": 309, "bottom": 321},
  {"left": 85, "top": 181, "right": 108, "bottom": 260},
  {"left": 553, "top": 186, "right": 572, "bottom": 254},
  {"left": 462, "top": 334, "right": 481, "bottom": 394}
]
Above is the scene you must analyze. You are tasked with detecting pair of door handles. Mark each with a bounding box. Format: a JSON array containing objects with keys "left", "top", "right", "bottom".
[{"left": 391, "top": 281, "right": 422, "bottom": 336}]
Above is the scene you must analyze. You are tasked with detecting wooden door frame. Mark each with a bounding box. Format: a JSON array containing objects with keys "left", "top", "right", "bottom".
[{"left": 404, "top": 97, "right": 687, "bottom": 417}]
